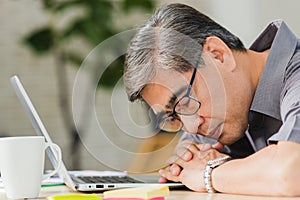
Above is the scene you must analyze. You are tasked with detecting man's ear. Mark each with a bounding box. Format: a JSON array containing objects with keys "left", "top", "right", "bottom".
[{"left": 203, "top": 36, "right": 236, "bottom": 71}]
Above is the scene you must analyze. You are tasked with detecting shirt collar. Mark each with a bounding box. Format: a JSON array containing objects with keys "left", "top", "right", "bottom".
[{"left": 249, "top": 20, "right": 298, "bottom": 120}]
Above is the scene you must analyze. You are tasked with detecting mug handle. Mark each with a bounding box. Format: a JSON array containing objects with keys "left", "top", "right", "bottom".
[{"left": 42, "top": 143, "right": 62, "bottom": 180}]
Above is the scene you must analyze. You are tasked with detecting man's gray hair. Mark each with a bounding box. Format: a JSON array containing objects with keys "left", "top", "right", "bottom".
[{"left": 124, "top": 3, "right": 246, "bottom": 101}]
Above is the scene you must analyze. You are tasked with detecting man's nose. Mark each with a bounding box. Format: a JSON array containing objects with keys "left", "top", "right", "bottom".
[{"left": 181, "top": 114, "right": 204, "bottom": 134}]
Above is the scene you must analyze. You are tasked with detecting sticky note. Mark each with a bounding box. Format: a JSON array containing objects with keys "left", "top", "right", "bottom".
[
  {"left": 103, "top": 185, "right": 169, "bottom": 199},
  {"left": 47, "top": 193, "right": 102, "bottom": 200}
]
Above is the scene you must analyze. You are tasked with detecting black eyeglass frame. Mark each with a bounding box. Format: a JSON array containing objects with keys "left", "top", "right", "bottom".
[{"left": 159, "top": 66, "right": 201, "bottom": 133}]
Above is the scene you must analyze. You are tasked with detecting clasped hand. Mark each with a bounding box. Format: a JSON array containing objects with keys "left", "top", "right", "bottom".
[{"left": 158, "top": 140, "right": 227, "bottom": 192}]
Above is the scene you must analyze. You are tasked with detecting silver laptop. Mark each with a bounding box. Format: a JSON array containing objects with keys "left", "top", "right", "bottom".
[{"left": 10, "top": 75, "right": 183, "bottom": 191}]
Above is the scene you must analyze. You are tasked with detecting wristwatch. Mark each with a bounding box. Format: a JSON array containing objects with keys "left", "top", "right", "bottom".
[{"left": 203, "top": 155, "right": 231, "bottom": 193}]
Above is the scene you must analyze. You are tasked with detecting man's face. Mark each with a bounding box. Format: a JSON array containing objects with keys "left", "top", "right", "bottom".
[{"left": 141, "top": 57, "right": 249, "bottom": 145}]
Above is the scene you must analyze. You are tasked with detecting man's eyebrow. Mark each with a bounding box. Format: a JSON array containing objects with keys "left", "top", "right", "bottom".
[
  {"left": 165, "top": 87, "right": 186, "bottom": 110},
  {"left": 154, "top": 87, "right": 186, "bottom": 120}
]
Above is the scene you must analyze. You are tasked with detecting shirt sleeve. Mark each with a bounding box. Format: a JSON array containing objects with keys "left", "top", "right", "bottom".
[{"left": 268, "top": 50, "right": 300, "bottom": 144}]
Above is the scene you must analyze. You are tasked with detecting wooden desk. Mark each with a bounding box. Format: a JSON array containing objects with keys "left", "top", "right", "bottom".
[{"left": 1, "top": 185, "right": 300, "bottom": 200}]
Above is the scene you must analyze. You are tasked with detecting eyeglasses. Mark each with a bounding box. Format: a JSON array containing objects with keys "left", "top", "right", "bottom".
[{"left": 158, "top": 66, "right": 201, "bottom": 133}]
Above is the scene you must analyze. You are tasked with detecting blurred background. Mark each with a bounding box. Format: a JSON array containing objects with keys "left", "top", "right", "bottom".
[{"left": 1, "top": 0, "right": 300, "bottom": 172}]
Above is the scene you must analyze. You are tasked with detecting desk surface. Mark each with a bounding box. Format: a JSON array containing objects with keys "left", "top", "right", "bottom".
[{"left": 1, "top": 186, "right": 300, "bottom": 200}]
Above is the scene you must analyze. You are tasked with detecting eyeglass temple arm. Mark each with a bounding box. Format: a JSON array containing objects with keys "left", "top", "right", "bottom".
[{"left": 186, "top": 61, "right": 199, "bottom": 95}]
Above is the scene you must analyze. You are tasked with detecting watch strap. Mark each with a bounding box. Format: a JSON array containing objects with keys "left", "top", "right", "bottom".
[{"left": 204, "top": 155, "right": 231, "bottom": 193}]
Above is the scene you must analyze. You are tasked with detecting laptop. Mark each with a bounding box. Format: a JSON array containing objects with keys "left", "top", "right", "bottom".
[{"left": 10, "top": 75, "right": 183, "bottom": 191}]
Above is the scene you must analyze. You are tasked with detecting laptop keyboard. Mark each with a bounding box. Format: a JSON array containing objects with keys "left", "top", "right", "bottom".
[{"left": 76, "top": 176, "right": 144, "bottom": 183}]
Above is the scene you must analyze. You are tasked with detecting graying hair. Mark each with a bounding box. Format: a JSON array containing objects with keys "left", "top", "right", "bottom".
[{"left": 124, "top": 3, "right": 246, "bottom": 101}]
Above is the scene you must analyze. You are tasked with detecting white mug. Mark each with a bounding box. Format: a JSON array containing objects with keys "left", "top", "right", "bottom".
[{"left": 0, "top": 136, "right": 62, "bottom": 199}]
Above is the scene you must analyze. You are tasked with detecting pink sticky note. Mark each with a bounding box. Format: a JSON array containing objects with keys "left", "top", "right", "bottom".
[{"left": 103, "top": 197, "right": 164, "bottom": 200}]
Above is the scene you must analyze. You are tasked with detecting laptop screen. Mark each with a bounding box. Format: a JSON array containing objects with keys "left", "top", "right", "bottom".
[{"left": 10, "top": 75, "right": 76, "bottom": 189}]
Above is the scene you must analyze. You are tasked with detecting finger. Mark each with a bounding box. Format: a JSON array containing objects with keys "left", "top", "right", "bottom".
[
  {"left": 175, "top": 143, "right": 200, "bottom": 161},
  {"left": 166, "top": 154, "right": 193, "bottom": 165},
  {"left": 174, "top": 147, "right": 193, "bottom": 162},
  {"left": 197, "top": 148, "right": 210, "bottom": 159},
  {"left": 179, "top": 139, "right": 195, "bottom": 145},
  {"left": 159, "top": 169, "right": 180, "bottom": 182},
  {"left": 180, "top": 142, "right": 201, "bottom": 154},
  {"left": 193, "top": 143, "right": 212, "bottom": 159},
  {"left": 212, "top": 142, "right": 224, "bottom": 151},
  {"left": 171, "top": 156, "right": 187, "bottom": 168},
  {"left": 166, "top": 154, "right": 180, "bottom": 165},
  {"left": 158, "top": 176, "right": 168, "bottom": 183},
  {"left": 198, "top": 143, "right": 212, "bottom": 151},
  {"left": 167, "top": 144, "right": 197, "bottom": 165},
  {"left": 166, "top": 155, "right": 187, "bottom": 168},
  {"left": 170, "top": 164, "right": 181, "bottom": 176}
]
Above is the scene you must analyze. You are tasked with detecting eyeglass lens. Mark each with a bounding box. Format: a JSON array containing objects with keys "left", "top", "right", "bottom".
[
  {"left": 174, "top": 96, "right": 200, "bottom": 115},
  {"left": 159, "top": 116, "right": 183, "bottom": 132}
]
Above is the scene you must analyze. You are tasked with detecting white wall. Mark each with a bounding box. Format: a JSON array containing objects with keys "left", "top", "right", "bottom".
[
  {"left": 0, "top": 0, "right": 153, "bottom": 171},
  {"left": 159, "top": 0, "right": 300, "bottom": 47},
  {"left": 0, "top": 1, "right": 80, "bottom": 170}
]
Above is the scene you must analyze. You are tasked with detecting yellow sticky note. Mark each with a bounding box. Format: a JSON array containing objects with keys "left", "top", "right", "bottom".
[
  {"left": 47, "top": 193, "right": 102, "bottom": 200},
  {"left": 103, "top": 185, "right": 169, "bottom": 199}
]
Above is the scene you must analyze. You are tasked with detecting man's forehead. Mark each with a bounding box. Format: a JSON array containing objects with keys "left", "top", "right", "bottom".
[
  {"left": 148, "top": 69, "right": 190, "bottom": 91},
  {"left": 141, "top": 82, "right": 179, "bottom": 102},
  {"left": 142, "top": 82, "right": 185, "bottom": 99}
]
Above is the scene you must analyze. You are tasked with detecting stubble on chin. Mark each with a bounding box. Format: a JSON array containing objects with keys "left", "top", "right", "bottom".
[{"left": 218, "top": 119, "right": 248, "bottom": 145}]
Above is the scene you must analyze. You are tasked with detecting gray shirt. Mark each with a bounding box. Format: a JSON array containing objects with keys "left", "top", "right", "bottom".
[{"left": 180, "top": 20, "right": 300, "bottom": 158}]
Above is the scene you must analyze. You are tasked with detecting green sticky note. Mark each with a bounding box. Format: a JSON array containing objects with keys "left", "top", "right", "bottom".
[{"left": 47, "top": 193, "right": 102, "bottom": 200}]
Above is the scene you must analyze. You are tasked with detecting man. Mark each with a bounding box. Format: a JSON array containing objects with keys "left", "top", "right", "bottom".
[{"left": 124, "top": 3, "right": 300, "bottom": 196}]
